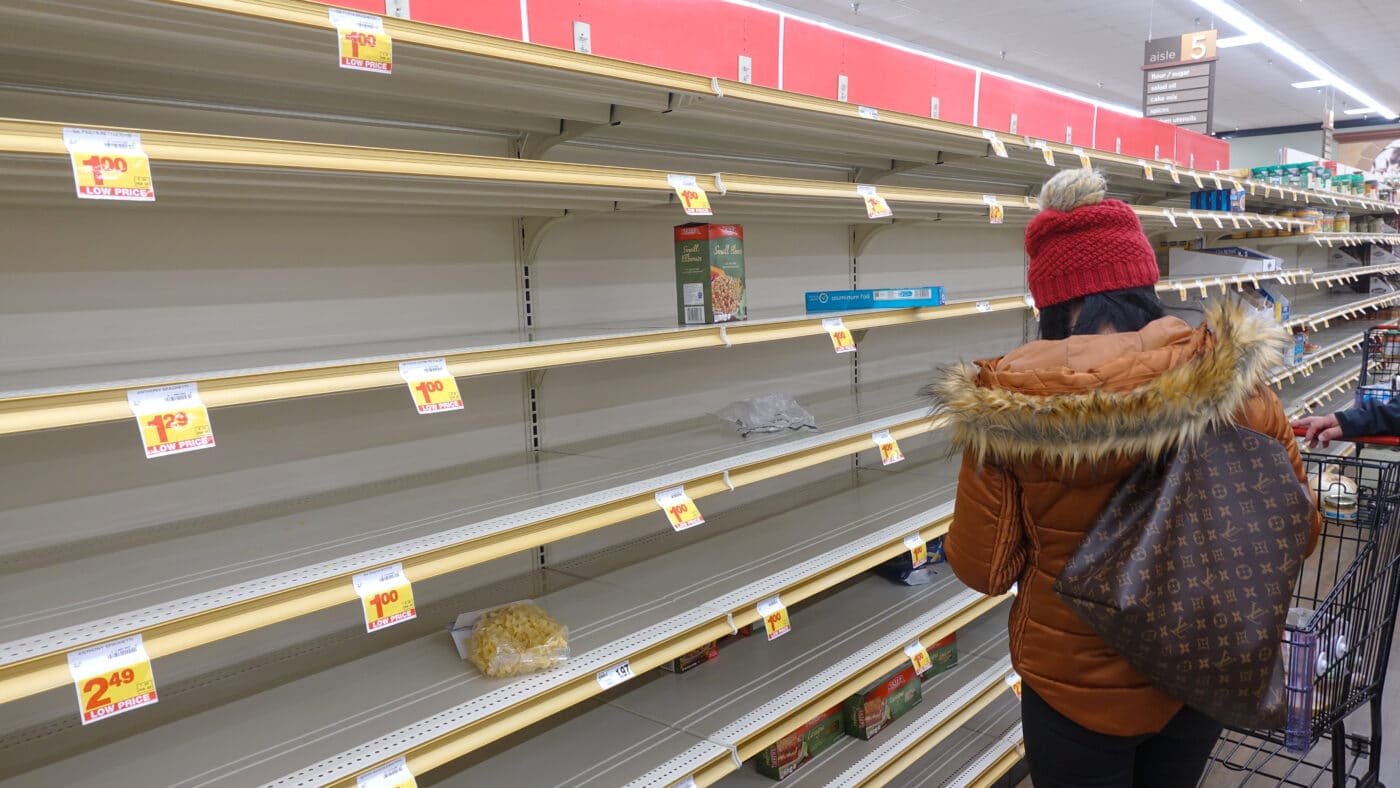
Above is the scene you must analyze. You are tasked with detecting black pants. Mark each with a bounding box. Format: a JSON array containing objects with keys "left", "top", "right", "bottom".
[{"left": 1021, "top": 684, "right": 1222, "bottom": 788}]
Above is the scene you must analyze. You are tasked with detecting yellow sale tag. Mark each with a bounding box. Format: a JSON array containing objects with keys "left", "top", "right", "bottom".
[
  {"left": 1039, "top": 144, "right": 1055, "bottom": 166},
  {"left": 1072, "top": 147, "right": 1091, "bottom": 169},
  {"left": 1165, "top": 164, "right": 1181, "bottom": 184},
  {"left": 331, "top": 9, "right": 392, "bottom": 73},
  {"left": 1213, "top": 173, "right": 1223, "bottom": 189},
  {"left": 904, "top": 641, "right": 933, "bottom": 676},
  {"left": 63, "top": 128, "right": 155, "bottom": 201},
  {"left": 856, "top": 185, "right": 893, "bottom": 219},
  {"left": 656, "top": 486, "right": 705, "bottom": 531},
  {"left": 68, "top": 635, "right": 158, "bottom": 725},
  {"left": 127, "top": 383, "right": 215, "bottom": 459},
  {"left": 872, "top": 429, "right": 904, "bottom": 465},
  {"left": 1005, "top": 671, "right": 1023, "bottom": 701},
  {"left": 398, "top": 358, "right": 463, "bottom": 415},
  {"left": 357, "top": 757, "right": 417, "bottom": 788},
  {"left": 1139, "top": 160, "right": 1154, "bottom": 181},
  {"left": 983, "top": 130, "right": 1008, "bottom": 158},
  {"left": 903, "top": 532, "right": 928, "bottom": 568},
  {"left": 353, "top": 563, "right": 417, "bottom": 633},
  {"left": 668, "top": 174, "right": 713, "bottom": 216},
  {"left": 984, "top": 194, "right": 1004, "bottom": 225},
  {"left": 823, "top": 317, "right": 857, "bottom": 353},
  {"left": 757, "top": 596, "right": 791, "bottom": 641},
  {"left": 1192, "top": 172, "right": 1204, "bottom": 189}
]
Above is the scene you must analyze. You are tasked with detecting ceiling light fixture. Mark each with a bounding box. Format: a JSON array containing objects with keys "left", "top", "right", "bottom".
[
  {"left": 1290, "top": 79, "right": 1331, "bottom": 89},
  {"left": 1216, "top": 34, "right": 1259, "bottom": 48},
  {"left": 1192, "top": 0, "right": 1397, "bottom": 119}
]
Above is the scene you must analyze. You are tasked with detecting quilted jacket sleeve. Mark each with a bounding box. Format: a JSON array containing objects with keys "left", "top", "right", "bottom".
[
  {"left": 1239, "top": 387, "right": 1324, "bottom": 556},
  {"left": 946, "top": 450, "right": 1026, "bottom": 596}
]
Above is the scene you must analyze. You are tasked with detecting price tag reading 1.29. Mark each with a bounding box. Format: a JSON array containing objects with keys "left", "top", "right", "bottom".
[
  {"left": 667, "top": 174, "right": 713, "bottom": 217},
  {"left": 330, "top": 8, "right": 392, "bottom": 73},
  {"left": 356, "top": 756, "right": 417, "bottom": 788},
  {"left": 127, "top": 383, "right": 215, "bottom": 459},
  {"left": 353, "top": 563, "right": 417, "bottom": 633},
  {"left": 872, "top": 429, "right": 904, "bottom": 465},
  {"left": 656, "top": 486, "right": 705, "bottom": 531},
  {"left": 67, "top": 634, "right": 158, "bottom": 725},
  {"left": 757, "top": 596, "right": 791, "bottom": 641},
  {"left": 823, "top": 317, "right": 856, "bottom": 354},
  {"left": 398, "top": 358, "right": 464, "bottom": 415},
  {"left": 63, "top": 127, "right": 155, "bottom": 202}
]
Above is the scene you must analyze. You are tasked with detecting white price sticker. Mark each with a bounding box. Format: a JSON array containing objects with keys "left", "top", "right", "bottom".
[
  {"left": 1035, "top": 141, "right": 1055, "bottom": 166},
  {"left": 398, "top": 357, "right": 464, "bottom": 415},
  {"left": 127, "top": 383, "right": 215, "bottom": 459},
  {"left": 757, "top": 596, "right": 791, "bottom": 640},
  {"left": 667, "top": 174, "right": 713, "bottom": 216},
  {"left": 596, "top": 660, "right": 634, "bottom": 690},
  {"left": 67, "top": 634, "right": 158, "bottom": 725},
  {"left": 329, "top": 8, "right": 392, "bottom": 73},
  {"left": 63, "top": 128, "right": 156, "bottom": 201},
  {"left": 1005, "top": 671, "right": 1024, "bottom": 700},
  {"left": 872, "top": 429, "right": 904, "bottom": 465},
  {"left": 656, "top": 486, "right": 705, "bottom": 530},
  {"left": 1072, "top": 146, "right": 1091, "bottom": 169},
  {"left": 1138, "top": 159, "right": 1154, "bottom": 181},
  {"left": 983, "top": 130, "right": 1008, "bottom": 158},
  {"left": 357, "top": 757, "right": 417, "bottom": 788},
  {"left": 1187, "top": 211, "right": 1202, "bottom": 229},
  {"left": 857, "top": 106, "right": 880, "bottom": 120},
  {"left": 903, "top": 532, "right": 928, "bottom": 567},
  {"left": 856, "top": 184, "right": 893, "bottom": 219},
  {"left": 983, "top": 194, "right": 1004, "bottom": 225},
  {"left": 904, "top": 640, "right": 934, "bottom": 675},
  {"left": 1164, "top": 208, "right": 1178, "bottom": 227},
  {"left": 975, "top": 300, "right": 992, "bottom": 312},
  {"left": 823, "top": 317, "right": 857, "bottom": 353},
  {"left": 353, "top": 563, "right": 417, "bottom": 632}
]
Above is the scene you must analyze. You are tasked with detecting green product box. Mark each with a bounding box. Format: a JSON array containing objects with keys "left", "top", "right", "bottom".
[
  {"left": 755, "top": 704, "right": 845, "bottom": 780},
  {"left": 843, "top": 663, "right": 923, "bottom": 740},
  {"left": 674, "top": 223, "right": 747, "bottom": 325}
]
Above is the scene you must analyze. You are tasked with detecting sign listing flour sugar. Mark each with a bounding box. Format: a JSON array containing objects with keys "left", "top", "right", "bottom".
[{"left": 1141, "top": 29, "right": 1218, "bottom": 135}]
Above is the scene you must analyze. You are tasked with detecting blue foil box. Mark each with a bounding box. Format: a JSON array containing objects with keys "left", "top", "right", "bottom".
[{"left": 805, "top": 287, "right": 944, "bottom": 313}]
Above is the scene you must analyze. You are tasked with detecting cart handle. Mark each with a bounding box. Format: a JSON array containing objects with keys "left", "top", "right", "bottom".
[{"left": 1292, "top": 425, "right": 1400, "bottom": 445}]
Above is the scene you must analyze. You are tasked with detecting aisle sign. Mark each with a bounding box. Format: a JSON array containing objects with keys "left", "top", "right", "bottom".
[
  {"left": 656, "top": 486, "right": 704, "bottom": 531},
  {"left": 398, "top": 357, "right": 463, "bottom": 415},
  {"left": 757, "top": 596, "right": 790, "bottom": 641},
  {"left": 871, "top": 429, "right": 904, "bottom": 465},
  {"left": 330, "top": 9, "right": 392, "bottom": 73},
  {"left": 353, "top": 563, "right": 417, "bottom": 632},
  {"left": 983, "top": 195, "right": 1004, "bottom": 225},
  {"left": 982, "top": 130, "right": 1008, "bottom": 158},
  {"left": 1142, "top": 30, "right": 1217, "bottom": 134},
  {"left": 596, "top": 660, "right": 634, "bottom": 690},
  {"left": 1072, "top": 147, "right": 1091, "bottom": 169},
  {"left": 903, "top": 533, "right": 928, "bottom": 568},
  {"left": 823, "top": 317, "right": 856, "bottom": 354},
  {"left": 1005, "top": 671, "right": 1024, "bottom": 701},
  {"left": 856, "top": 185, "right": 893, "bottom": 219},
  {"left": 667, "top": 174, "right": 713, "bottom": 217},
  {"left": 127, "top": 383, "right": 215, "bottom": 459},
  {"left": 903, "top": 641, "right": 933, "bottom": 676},
  {"left": 63, "top": 128, "right": 155, "bottom": 201},
  {"left": 67, "top": 635, "right": 158, "bottom": 725},
  {"left": 357, "top": 757, "right": 417, "bottom": 788}
]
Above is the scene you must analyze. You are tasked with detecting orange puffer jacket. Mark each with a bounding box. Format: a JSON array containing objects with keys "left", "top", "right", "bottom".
[{"left": 928, "top": 299, "right": 1322, "bottom": 737}]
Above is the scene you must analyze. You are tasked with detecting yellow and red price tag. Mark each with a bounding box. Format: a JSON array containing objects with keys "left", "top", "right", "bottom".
[
  {"left": 872, "top": 429, "right": 904, "bottom": 466},
  {"left": 357, "top": 756, "right": 417, "bottom": 788},
  {"left": 353, "top": 563, "right": 417, "bottom": 633},
  {"left": 1164, "top": 162, "right": 1181, "bottom": 184},
  {"left": 667, "top": 174, "right": 713, "bottom": 216},
  {"left": 856, "top": 185, "right": 893, "bottom": 219},
  {"left": 63, "top": 127, "right": 155, "bottom": 202},
  {"left": 127, "top": 383, "right": 215, "bottom": 459},
  {"left": 983, "top": 194, "right": 1004, "bottom": 225},
  {"left": 67, "top": 634, "right": 158, "bottom": 725},
  {"left": 757, "top": 596, "right": 791, "bottom": 641},
  {"left": 330, "top": 8, "right": 392, "bottom": 73},
  {"left": 904, "top": 641, "right": 933, "bottom": 676},
  {"left": 1005, "top": 671, "right": 1024, "bottom": 701},
  {"left": 903, "top": 533, "right": 928, "bottom": 567},
  {"left": 1139, "top": 159, "right": 1154, "bottom": 181},
  {"left": 398, "top": 358, "right": 463, "bottom": 415},
  {"left": 1192, "top": 171, "right": 1204, "bottom": 189},
  {"left": 983, "top": 130, "right": 1008, "bottom": 158},
  {"left": 656, "top": 486, "right": 705, "bottom": 531},
  {"left": 822, "top": 317, "right": 857, "bottom": 354},
  {"left": 1212, "top": 173, "right": 1224, "bottom": 190},
  {"left": 1035, "top": 141, "right": 1055, "bottom": 167},
  {"left": 1072, "top": 146, "right": 1091, "bottom": 169}
]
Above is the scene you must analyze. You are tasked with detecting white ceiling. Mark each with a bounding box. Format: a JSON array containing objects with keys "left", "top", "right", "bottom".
[{"left": 757, "top": 0, "right": 1400, "bottom": 131}]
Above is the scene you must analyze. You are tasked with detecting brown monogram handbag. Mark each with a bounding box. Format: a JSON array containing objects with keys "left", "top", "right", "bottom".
[{"left": 1052, "top": 425, "right": 1315, "bottom": 729}]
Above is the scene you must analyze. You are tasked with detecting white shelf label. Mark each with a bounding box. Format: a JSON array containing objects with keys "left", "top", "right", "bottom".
[
  {"left": 903, "top": 532, "right": 928, "bottom": 567},
  {"left": 357, "top": 757, "right": 416, "bottom": 788},
  {"left": 596, "top": 660, "right": 634, "bottom": 690},
  {"left": 982, "top": 130, "right": 1008, "bottom": 158},
  {"left": 857, "top": 105, "right": 880, "bottom": 120},
  {"left": 67, "top": 634, "right": 158, "bottom": 725},
  {"left": 872, "top": 429, "right": 904, "bottom": 465}
]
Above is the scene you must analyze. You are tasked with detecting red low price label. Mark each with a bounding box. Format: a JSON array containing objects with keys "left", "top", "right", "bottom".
[
  {"left": 656, "top": 486, "right": 705, "bottom": 531},
  {"left": 667, "top": 174, "right": 713, "bottom": 216},
  {"left": 872, "top": 429, "right": 904, "bottom": 465},
  {"left": 63, "top": 127, "right": 155, "bottom": 201},
  {"left": 353, "top": 563, "right": 417, "bottom": 632},
  {"left": 127, "top": 383, "right": 215, "bottom": 459},
  {"left": 67, "top": 635, "right": 158, "bottom": 725},
  {"left": 903, "top": 533, "right": 928, "bottom": 568},
  {"left": 757, "top": 596, "right": 791, "bottom": 641},
  {"left": 398, "top": 358, "right": 463, "bottom": 414},
  {"left": 904, "top": 641, "right": 933, "bottom": 676},
  {"left": 330, "top": 8, "right": 392, "bottom": 73},
  {"left": 823, "top": 317, "right": 856, "bottom": 354}
]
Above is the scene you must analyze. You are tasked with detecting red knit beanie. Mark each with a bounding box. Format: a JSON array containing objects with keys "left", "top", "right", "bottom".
[{"left": 1025, "top": 169, "right": 1160, "bottom": 309}]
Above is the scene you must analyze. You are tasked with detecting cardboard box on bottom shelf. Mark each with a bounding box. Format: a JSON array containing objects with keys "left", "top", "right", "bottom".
[
  {"left": 674, "top": 223, "right": 746, "bottom": 325},
  {"left": 843, "top": 662, "right": 922, "bottom": 740},
  {"left": 755, "top": 704, "right": 844, "bottom": 780}
]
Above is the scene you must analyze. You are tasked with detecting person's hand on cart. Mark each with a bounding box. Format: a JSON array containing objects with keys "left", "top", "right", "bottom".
[{"left": 1293, "top": 414, "right": 1344, "bottom": 449}]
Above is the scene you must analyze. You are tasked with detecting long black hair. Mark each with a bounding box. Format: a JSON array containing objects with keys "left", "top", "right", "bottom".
[{"left": 1038, "top": 285, "right": 1166, "bottom": 341}]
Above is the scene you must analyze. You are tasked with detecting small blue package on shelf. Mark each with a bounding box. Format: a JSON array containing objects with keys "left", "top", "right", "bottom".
[
  {"left": 874, "top": 537, "right": 946, "bottom": 586},
  {"left": 805, "top": 287, "right": 944, "bottom": 313}
]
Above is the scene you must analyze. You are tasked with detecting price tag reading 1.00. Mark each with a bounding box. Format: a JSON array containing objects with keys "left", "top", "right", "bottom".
[
  {"left": 67, "top": 634, "right": 158, "bottom": 725},
  {"left": 330, "top": 8, "right": 392, "bottom": 73},
  {"left": 903, "top": 532, "right": 928, "bottom": 567},
  {"left": 356, "top": 756, "right": 417, "bottom": 788},
  {"left": 398, "top": 357, "right": 464, "bottom": 415},
  {"left": 822, "top": 317, "right": 856, "bottom": 354},
  {"left": 872, "top": 429, "right": 904, "bottom": 465},
  {"left": 757, "top": 596, "right": 791, "bottom": 641},
  {"left": 856, "top": 185, "right": 893, "bottom": 219},
  {"left": 127, "top": 383, "right": 215, "bottom": 459},
  {"left": 667, "top": 174, "right": 713, "bottom": 217},
  {"left": 656, "top": 486, "right": 705, "bottom": 531},
  {"left": 983, "top": 195, "right": 1004, "bottom": 225},
  {"left": 353, "top": 563, "right": 417, "bottom": 633},
  {"left": 63, "top": 127, "right": 155, "bottom": 202},
  {"left": 904, "top": 641, "right": 933, "bottom": 676}
]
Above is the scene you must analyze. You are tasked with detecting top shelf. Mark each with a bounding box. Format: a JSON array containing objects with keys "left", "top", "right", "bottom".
[{"left": 5, "top": 0, "right": 1397, "bottom": 214}]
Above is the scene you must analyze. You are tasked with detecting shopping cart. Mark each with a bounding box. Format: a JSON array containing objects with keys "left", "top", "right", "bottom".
[
  {"left": 1355, "top": 324, "right": 1400, "bottom": 409},
  {"left": 1203, "top": 434, "right": 1400, "bottom": 788}
]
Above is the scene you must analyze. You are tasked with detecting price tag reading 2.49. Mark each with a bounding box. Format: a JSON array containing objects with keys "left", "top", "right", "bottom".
[
  {"left": 330, "top": 8, "right": 392, "bottom": 73},
  {"left": 63, "top": 127, "right": 155, "bottom": 202},
  {"left": 398, "top": 358, "right": 464, "bottom": 415},
  {"left": 126, "top": 383, "right": 215, "bottom": 459},
  {"left": 67, "top": 634, "right": 158, "bottom": 725},
  {"left": 656, "top": 486, "right": 704, "bottom": 531},
  {"left": 353, "top": 563, "right": 417, "bottom": 633},
  {"left": 757, "top": 596, "right": 791, "bottom": 641}
]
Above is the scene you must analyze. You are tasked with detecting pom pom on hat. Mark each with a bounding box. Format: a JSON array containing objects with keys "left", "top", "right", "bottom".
[{"left": 1039, "top": 167, "right": 1108, "bottom": 212}]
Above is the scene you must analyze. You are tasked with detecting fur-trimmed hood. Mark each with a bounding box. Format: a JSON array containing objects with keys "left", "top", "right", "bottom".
[{"left": 927, "top": 298, "right": 1286, "bottom": 465}]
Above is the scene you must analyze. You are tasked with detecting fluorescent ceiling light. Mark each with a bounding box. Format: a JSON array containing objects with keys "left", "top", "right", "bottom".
[
  {"left": 1291, "top": 79, "right": 1331, "bottom": 89},
  {"left": 1344, "top": 107, "right": 1382, "bottom": 115},
  {"left": 1193, "top": 0, "right": 1397, "bottom": 119},
  {"left": 1216, "top": 34, "right": 1259, "bottom": 48}
]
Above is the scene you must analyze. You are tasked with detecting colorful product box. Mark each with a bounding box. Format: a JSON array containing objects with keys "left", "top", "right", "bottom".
[
  {"left": 755, "top": 704, "right": 845, "bottom": 780},
  {"left": 1189, "top": 188, "right": 1246, "bottom": 213},
  {"left": 843, "top": 663, "right": 923, "bottom": 740},
  {"left": 660, "top": 641, "right": 719, "bottom": 673},
  {"left": 920, "top": 632, "right": 959, "bottom": 681},
  {"left": 674, "top": 223, "right": 746, "bottom": 325},
  {"left": 804, "top": 287, "right": 944, "bottom": 313}
]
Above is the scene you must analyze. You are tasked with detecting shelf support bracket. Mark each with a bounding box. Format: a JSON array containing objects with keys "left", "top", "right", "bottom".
[
  {"left": 852, "top": 221, "right": 897, "bottom": 258},
  {"left": 518, "top": 118, "right": 608, "bottom": 159},
  {"left": 522, "top": 214, "right": 579, "bottom": 269},
  {"left": 853, "top": 159, "right": 922, "bottom": 184}
]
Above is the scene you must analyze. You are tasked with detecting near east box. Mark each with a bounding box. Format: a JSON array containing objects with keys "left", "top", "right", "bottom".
[
  {"left": 674, "top": 223, "right": 746, "bottom": 325},
  {"left": 842, "top": 663, "right": 922, "bottom": 740},
  {"left": 804, "top": 287, "right": 944, "bottom": 313},
  {"left": 755, "top": 703, "right": 845, "bottom": 780}
]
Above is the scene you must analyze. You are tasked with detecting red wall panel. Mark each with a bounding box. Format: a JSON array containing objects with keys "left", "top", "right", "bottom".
[
  {"left": 975, "top": 73, "right": 1095, "bottom": 145},
  {"left": 781, "top": 19, "right": 976, "bottom": 124},
  {"left": 410, "top": 0, "right": 522, "bottom": 40},
  {"left": 1174, "top": 127, "right": 1230, "bottom": 170},
  {"left": 1094, "top": 108, "right": 1177, "bottom": 162},
  {"left": 525, "top": 0, "right": 781, "bottom": 87}
]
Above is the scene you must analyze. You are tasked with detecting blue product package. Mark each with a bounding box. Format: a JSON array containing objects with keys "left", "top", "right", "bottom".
[
  {"left": 805, "top": 287, "right": 944, "bottom": 313},
  {"left": 874, "top": 537, "right": 946, "bottom": 586}
]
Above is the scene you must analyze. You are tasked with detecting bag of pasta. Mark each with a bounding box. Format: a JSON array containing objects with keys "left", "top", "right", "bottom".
[{"left": 449, "top": 601, "right": 570, "bottom": 678}]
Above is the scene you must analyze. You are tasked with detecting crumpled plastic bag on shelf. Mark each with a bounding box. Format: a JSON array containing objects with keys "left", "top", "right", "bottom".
[
  {"left": 717, "top": 394, "right": 818, "bottom": 437},
  {"left": 448, "top": 601, "right": 570, "bottom": 678}
]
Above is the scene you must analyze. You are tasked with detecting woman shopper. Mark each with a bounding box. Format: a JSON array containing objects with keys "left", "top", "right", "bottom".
[{"left": 928, "top": 168, "right": 1322, "bottom": 788}]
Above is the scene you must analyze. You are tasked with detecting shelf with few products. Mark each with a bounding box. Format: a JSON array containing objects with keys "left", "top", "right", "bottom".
[
  {"left": 1268, "top": 328, "right": 1367, "bottom": 388},
  {"left": 1285, "top": 290, "right": 1400, "bottom": 331},
  {"left": 432, "top": 584, "right": 1013, "bottom": 788},
  {"left": 1308, "top": 262, "right": 1400, "bottom": 287},
  {"left": 1230, "top": 180, "right": 1398, "bottom": 216},
  {"left": 1286, "top": 366, "right": 1361, "bottom": 420},
  {"left": 0, "top": 455, "right": 993, "bottom": 786},
  {"left": 1154, "top": 268, "right": 1310, "bottom": 304}
]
